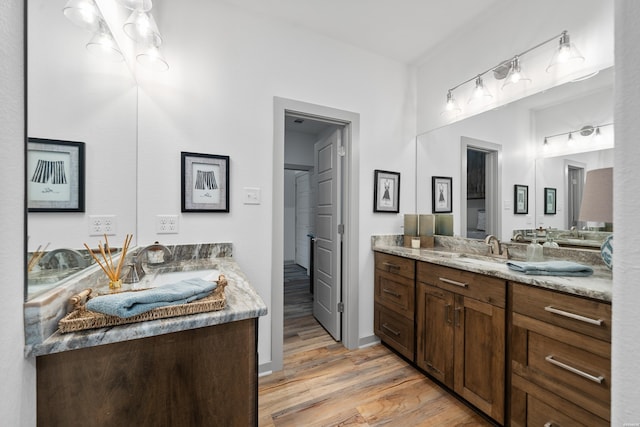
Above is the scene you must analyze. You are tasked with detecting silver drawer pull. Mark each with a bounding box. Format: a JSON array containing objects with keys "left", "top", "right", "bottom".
[
  {"left": 545, "top": 355, "right": 604, "bottom": 384},
  {"left": 382, "top": 323, "right": 401, "bottom": 336},
  {"left": 544, "top": 423, "right": 555, "bottom": 427},
  {"left": 544, "top": 306, "right": 603, "bottom": 326},
  {"left": 382, "top": 288, "right": 401, "bottom": 298},
  {"left": 383, "top": 262, "right": 401, "bottom": 270},
  {"left": 439, "top": 277, "right": 468, "bottom": 288}
]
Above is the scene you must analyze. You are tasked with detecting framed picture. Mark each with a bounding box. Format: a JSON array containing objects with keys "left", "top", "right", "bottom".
[
  {"left": 181, "top": 152, "right": 229, "bottom": 212},
  {"left": 27, "top": 138, "right": 85, "bottom": 212},
  {"left": 514, "top": 184, "right": 529, "bottom": 214},
  {"left": 432, "top": 176, "right": 453, "bottom": 213},
  {"left": 373, "top": 170, "right": 400, "bottom": 213},
  {"left": 544, "top": 187, "right": 557, "bottom": 215}
]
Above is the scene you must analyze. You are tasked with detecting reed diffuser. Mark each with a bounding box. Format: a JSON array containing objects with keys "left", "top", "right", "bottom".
[
  {"left": 27, "top": 242, "right": 50, "bottom": 272},
  {"left": 84, "top": 234, "right": 133, "bottom": 290}
]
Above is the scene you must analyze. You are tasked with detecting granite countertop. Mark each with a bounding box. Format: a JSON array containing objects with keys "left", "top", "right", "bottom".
[
  {"left": 373, "top": 243, "right": 612, "bottom": 303},
  {"left": 25, "top": 256, "right": 267, "bottom": 358}
]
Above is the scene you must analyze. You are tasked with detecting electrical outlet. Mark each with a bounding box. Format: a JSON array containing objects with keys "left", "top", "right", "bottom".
[
  {"left": 156, "top": 215, "right": 179, "bottom": 234},
  {"left": 89, "top": 215, "right": 117, "bottom": 236}
]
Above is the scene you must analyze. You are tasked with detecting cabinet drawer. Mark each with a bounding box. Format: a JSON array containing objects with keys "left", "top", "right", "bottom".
[
  {"left": 417, "top": 262, "right": 505, "bottom": 308},
  {"left": 375, "top": 269, "right": 414, "bottom": 319},
  {"left": 512, "top": 283, "right": 611, "bottom": 342},
  {"left": 374, "top": 303, "right": 414, "bottom": 361},
  {"left": 527, "top": 392, "right": 608, "bottom": 427},
  {"left": 375, "top": 252, "right": 415, "bottom": 280}
]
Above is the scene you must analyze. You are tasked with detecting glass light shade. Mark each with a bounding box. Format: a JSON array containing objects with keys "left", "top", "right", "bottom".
[
  {"left": 86, "top": 30, "right": 124, "bottom": 62},
  {"left": 547, "top": 31, "right": 584, "bottom": 72},
  {"left": 63, "top": 0, "right": 104, "bottom": 32},
  {"left": 441, "top": 90, "right": 461, "bottom": 115},
  {"left": 502, "top": 56, "right": 531, "bottom": 89},
  {"left": 137, "top": 46, "right": 169, "bottom": 72},
  {"left": 468, "top": 76, "right": 492, "bottom": 104},
  {"left": 123, "top": 10, "right": 162, "bottom": 46},
  {"left": 115, "top": 0, "right": 153, "bottom": 12}
]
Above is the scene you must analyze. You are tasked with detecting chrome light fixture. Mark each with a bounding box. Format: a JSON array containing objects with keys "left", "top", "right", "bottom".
[
  {"left": 123, "top": 10, "right": 162, "bottom": 46},
  {"left": 442, "top": 30, "right": 585, "bottom": 116},
  {"left": 63, "top": 0, "right": 104, "bottom": 32},
  {"left": 543, "top": 123, "right": 613, "bottom": 144},
  {"left": 86, "top": 22, "right": 124, "bottom": 62}
]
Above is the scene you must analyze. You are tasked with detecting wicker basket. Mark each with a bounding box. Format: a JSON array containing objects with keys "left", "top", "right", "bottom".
[{"left": 58, "top": 278, "right": 227, "bottom": 334}]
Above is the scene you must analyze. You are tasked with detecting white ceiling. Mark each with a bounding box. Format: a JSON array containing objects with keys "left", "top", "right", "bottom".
[{"left": 220, "top": 0, "right": 505, "bottom": 64}]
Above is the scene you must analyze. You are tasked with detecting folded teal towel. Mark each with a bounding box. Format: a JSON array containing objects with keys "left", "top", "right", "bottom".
[
  {"left": 86, "top": 278, "right": 218, "bottom": 318},
  {"left": 506, "top": 260, "right": 593, "bottom": 277}
]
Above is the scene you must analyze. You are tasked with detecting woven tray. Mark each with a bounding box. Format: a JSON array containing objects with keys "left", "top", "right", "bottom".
[{"left": 58, "top": 278, "right": 227, "bottom": 334}]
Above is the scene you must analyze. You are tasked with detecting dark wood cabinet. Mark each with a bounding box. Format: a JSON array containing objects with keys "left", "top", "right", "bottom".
[
  {"left": 416, "top": 262, "right": 506, "bottom": 425},
  {"left": 510, "top": 282, "right": 611, "bottom": 426},
  {"left": 37, "top": 319, "right": 258, "bottom": 427}
]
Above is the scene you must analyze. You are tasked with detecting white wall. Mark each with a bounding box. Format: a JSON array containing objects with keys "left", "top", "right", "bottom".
[
  {"left": 136, "top": 0, "right": 416, "bottom": 366},
  {"left": 613, "top": 0, "right": 640, "bottom": 423},
  {"left": 0, "top": 0, "right": 37, "bottom": 425}
]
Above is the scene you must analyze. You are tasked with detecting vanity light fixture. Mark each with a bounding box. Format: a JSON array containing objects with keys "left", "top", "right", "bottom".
[
  {"left": 86, "top": 23, "right": 124, "bottom": 62},
  {"left": 63, "top": 0, "right": 104, "bottom": 33},
  {"left": 442, "top": 30, "right": 584, "bottom": 115},
  {"left": 468, "top": 76, "right": 493, "bottom": 104},
  {"left": 123, "top": 9, "right": 163, "bottom": 46},
  {"left": 136, "top": 45, "right": 169, "bottom": 72},
  {"left": 543, "top": 123, "right": 613, "bottom": 144}
]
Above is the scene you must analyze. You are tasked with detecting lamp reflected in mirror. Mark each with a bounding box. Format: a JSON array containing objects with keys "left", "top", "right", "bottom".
[{"left": 578, "top": 167, "right": 613, "bottom": 231}]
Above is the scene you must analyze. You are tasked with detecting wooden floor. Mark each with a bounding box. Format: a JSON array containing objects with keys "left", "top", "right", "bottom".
[{"left": 258, "top": 264, "right": 493, "bottom": 427}]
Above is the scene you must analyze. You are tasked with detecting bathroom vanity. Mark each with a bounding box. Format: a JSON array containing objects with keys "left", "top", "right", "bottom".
[
  {"left": 25, "top": 245, "right": 267, "bottom": 426},
  {"left": 372, "top": 235, "right": 611, "bottom": 426}
]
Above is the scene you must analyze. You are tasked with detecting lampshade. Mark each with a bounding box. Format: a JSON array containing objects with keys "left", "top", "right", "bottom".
[
  {"left": 578, "top": 167, "right": 613, "bottom": 223},
  {"left": 468, "top": 76, "right": 492, "bottom": 104},
  {"left": 547, "top": 31, "right": 584, "bottom": 72},
  {"left": 137, "top": 45, "right": 169, "bottom": 71},
  {"left": 115, "top": 0, "right": 153, "bottom": 12},
  {"left": 502, "top": 56, "right": 531, "bottom": 89},
  {"left": 63, "top": 0, "right": 104, "bottom": 32},
  {"left": 86, "top": 27, "right": 124, "bottom": 62},
  {"left": 123, "top": 10, "right": 162, "bottom": 46},
  {"left": 441, "top": 90, "right": 461, "bottom": 115}
]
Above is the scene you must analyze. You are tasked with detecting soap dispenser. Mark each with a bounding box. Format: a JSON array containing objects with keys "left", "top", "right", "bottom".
[{"left": 526, "top": 234, "right": 544, "bottom": 262}]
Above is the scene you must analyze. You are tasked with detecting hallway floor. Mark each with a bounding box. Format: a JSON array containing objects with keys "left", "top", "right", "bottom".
[{"left": 257, "top": 264, "right": 493, "bottom": 426}]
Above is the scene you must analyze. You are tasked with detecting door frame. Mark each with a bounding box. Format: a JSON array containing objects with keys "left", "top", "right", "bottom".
[{"left": 271, "top": 97, "right": 360, "bottom": 373}]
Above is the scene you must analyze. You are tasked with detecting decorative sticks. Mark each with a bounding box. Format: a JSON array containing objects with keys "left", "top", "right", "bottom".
[
  {"left": 27, "top": 242, "right": 50, "bottom": 272},
  {"left": 84, "top": 234, "right": 133, "bottom": 289}
]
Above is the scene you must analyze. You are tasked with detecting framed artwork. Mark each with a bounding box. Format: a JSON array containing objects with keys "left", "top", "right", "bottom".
[
  {"left": 373, "top": 170, "right": 400, "bottom": 213},
  {"left": 514, "top": 184, "right": 529, "bottom": 214},
  {"left": 544, "top": 187, "right": 557, "bottom": 215},
  {"left": 27, "top": 138, "right": 85, "bottom": 212},
  {"left": 181, "top": 152, "right": 230, "bottom": 212},
  {"left": 432, "top": 176, "right": 453, "bottom": 213}
]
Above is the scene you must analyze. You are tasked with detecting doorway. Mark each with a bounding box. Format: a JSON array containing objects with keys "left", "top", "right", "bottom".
[
  {"left": 566, "top": 163, "right": 585, "bottom": 228},
  {"left": 270, "top": 97, "right": 360, "bottom": 373}
]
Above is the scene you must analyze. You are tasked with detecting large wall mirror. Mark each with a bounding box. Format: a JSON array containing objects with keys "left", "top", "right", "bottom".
[
  {"left": 416, "top": 66, "right": 614, "bottom": 243},
  {"left": 26, "top": 0, "right": 138, "bottom": 300}
]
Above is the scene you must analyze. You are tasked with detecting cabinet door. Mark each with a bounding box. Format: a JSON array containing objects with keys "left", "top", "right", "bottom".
[
  {"left": 454, "top": 295, "right": 505, "bottom": 424},
  {"left": 416, "top": 282, "right": 454, "bottom": 387}
]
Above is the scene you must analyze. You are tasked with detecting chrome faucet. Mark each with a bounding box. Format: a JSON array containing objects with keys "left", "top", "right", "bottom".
[
  {"left": 485, "top": 235, "right": 509, "bottom": 259},
  {"left": 39, "top": 248, "right": 88, "bottom": 270},
  {"left": 126, "top": 242, "right": 173, "bottom": 282}
]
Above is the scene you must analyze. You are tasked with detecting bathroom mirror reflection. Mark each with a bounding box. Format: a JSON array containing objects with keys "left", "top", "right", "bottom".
[
  {"left": 26, "top": 0, "right": 138, "bottom": 300},
  {"left": 416, "top": 67, "right": 614, "bottom": 243}
]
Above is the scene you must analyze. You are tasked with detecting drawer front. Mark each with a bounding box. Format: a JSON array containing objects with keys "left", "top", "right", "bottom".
[
  {"left": 417, "top": 262, "right": 505, "bottom": 308},
  {"left": 375, "top": 270, "right": 414, "bottom": 319},
  {"left": 512, "top": 282, "right": 611, "bottom": 342},
  {"left": 527, "top": 393, "right": 608, "bottom": 427},
  {"left": 375, "top": 252, "right": 415, "bottom": 280},
  {"left": 374, "top": 303, "right": 414, "bottom": 361}
]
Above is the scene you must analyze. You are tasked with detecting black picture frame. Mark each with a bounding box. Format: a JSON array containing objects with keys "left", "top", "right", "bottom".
[
  {"left": 544, "top": 187, "right": 557, "bottom": 215},
  {"left": 373, "top": 169, "right": 400, "bottom": 213},
  {"left": 27, "top": 138, "right": 85, "bottom": 212},
  {"left": 432, "top": 176, "right": 453, "bottom": 213},
  {"left": 514, "top": 184, "right": 529, "bottom": 214},
  {"left": 181, "top": 152, "right": 230, "bottom": 212}
]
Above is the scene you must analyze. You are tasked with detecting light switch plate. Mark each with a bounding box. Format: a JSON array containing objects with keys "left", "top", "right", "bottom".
[{"left": 243, "top": 187, "right": 261, "bottom": 205}]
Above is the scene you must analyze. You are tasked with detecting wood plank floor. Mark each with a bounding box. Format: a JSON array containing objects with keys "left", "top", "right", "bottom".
[{"left": 258, "top": 264, "right": 494, "bottom": 426}]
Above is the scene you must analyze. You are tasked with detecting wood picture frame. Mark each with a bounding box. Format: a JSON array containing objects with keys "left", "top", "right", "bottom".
[
  {"left": 373, "top": 169, "right": 400, "bottom": 213},
  {"left": 544, "top": 187, "right": 557, "bottom": 215},
  {"left": 514, "top": 184, "right": 529, "bottom": 214},
  {"left": 432, "top": 176, "right": 453, "bottom": 213},
  {"left": 181, "top": 152, "right": 230, "bottom": 212},
  {"left": 27, "top": 138, "right": 85, "bottom": 212}
]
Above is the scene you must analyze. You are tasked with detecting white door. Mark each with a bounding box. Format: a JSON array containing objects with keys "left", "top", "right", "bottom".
[
  {"left": 313, "top": 129, "right": 342, "bottom": 341},
  {"left": 295, "top": 172, "right": 312, "bottom": 270}
]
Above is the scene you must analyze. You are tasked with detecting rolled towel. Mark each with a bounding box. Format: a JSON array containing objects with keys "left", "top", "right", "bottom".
[
  {"left": 86, "top": 278, "right": 218, "bottom": 318},
  {"left": 506, "top": 260, "right": 593, "bottom": 277}
]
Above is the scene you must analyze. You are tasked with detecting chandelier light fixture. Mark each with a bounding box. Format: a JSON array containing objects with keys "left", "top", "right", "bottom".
[{"left": 442, "top": 30, "right": 585, "bottom": 116}]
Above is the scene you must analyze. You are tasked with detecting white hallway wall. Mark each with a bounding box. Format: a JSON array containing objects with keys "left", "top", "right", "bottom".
[{"left": 135, "top": 0, "right": 417, "bottom": 366}]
